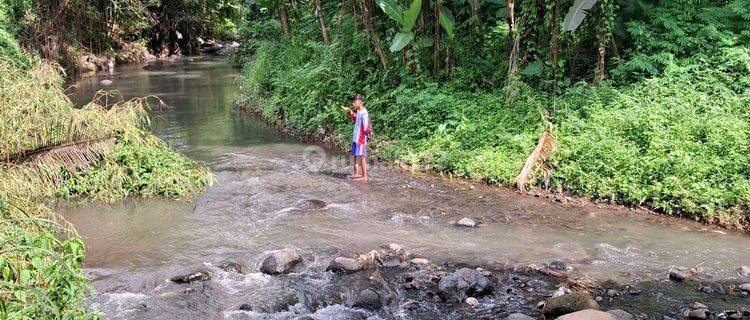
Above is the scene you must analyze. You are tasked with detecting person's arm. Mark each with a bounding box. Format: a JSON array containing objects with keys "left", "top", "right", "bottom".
[{"left": 343, "top": 107, "right": 356, "bottom": 121}]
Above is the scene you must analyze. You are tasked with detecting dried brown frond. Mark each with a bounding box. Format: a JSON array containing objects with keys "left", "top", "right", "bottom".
[{"left": 515, "top": 121, "right": 557, "bottom": 193}]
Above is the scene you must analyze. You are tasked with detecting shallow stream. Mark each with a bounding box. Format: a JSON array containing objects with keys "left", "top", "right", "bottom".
[{"left": 62, "top": 58, "right": 750, "bottom": 319}]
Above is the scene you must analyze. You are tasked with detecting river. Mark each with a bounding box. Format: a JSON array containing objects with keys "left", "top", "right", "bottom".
[{"left": 61, "top": 58, "right": 750, "bottom": 319}]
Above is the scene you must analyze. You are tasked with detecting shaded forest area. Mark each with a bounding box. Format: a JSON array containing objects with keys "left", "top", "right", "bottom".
[{"left": 234, "top": 0, "right": 750, "bottom": 229}]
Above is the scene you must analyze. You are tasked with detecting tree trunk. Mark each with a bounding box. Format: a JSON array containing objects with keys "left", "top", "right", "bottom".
[
  {"left": 595, "top": 36, "right": 605, "bottom": 83},
  {"left": 468, "top": 0, "right": 481, "bottom": 29},
  {"left": 549, "top": 0, "right": 559, "bottom": 83},
  {"left": 610, "top": 36, "right": 620, "bottom": 60},
  {"left": 432, "top": 0, "right": 441, "bottom": 78},
  {"left": 351, "top": 0, "right": 359, "bottom": 32},
  {"left": 315, "top": 0, "right": 331, "bottom": 44},
  {"left": 505, "top": 0, "right": 519, "bottom": 100},
  {"left": 279, "top": 0, "right": 291, "bottom": 37},
  {"left": 358, "top": 0, "right": 388, "bottom": 67}
]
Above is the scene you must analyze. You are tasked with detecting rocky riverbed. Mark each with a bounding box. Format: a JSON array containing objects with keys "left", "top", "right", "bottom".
[{"left": 104, "top": 243, "right": 750, "bottom": 319}]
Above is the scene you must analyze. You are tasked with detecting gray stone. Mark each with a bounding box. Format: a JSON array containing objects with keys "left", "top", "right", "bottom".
[
  {"left": 238, "top": 303, "right": 253, "bottom": 311},
  {"left": 739, "top": 265, "right": 750, "bottom": 277},
  {"left": 456, "top": 217, "right": 477, "bottom": 227},
  {"left": 557, "top": 309, "right": 616, "bottom": 320},
  {"left": 684, "top": 309, "right": 708, "bottom": 320},
  {"left": 505, "top": 313, "right": 535, "bottom": 320},
  {"left": 607, "top": 309, "right": 635, "bottom": 320},
  {"left": 739, "top": 283, "right": 750, "bottom": 292},
  {"left": 437, "top": 268, "right": 493, "bottom": 302},
  {"left": 669, "top": 268, "right": 687, "bottom": 281},
  {"left": 542, "top": 292, "right": 600, "bottom": 318},
  {"left": 465, "top": 297, "right": 479, "bottom": 307},
  {"left": 327, "top": 257, "right": 363, "bottom": 273},
  {"left": 260, "top": 249, "right": 302, "bottom": 275},
  {"left": 218, "top": 261, "right": 242, "bottom": 274},
  {"left": 170, "top": 270, "right": 210, "bottom": 283},
  {"left": 352, "top": 288, "right": 381, "bottom": 310}
]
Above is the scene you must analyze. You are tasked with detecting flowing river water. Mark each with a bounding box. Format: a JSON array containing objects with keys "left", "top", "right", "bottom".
[{"left": 61, "top": 58, "right": 750, "bottom": 319}]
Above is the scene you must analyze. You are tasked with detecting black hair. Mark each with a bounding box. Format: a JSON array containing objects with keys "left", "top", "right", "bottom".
[{"left": 354, "top": 93, "right": 365, "bottom": 103}]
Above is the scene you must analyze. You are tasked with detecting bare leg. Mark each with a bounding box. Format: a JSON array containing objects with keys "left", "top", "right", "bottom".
[
  {"left": 353, "top": 156, "right": 368, "bottom": 181},
  {"left": 349, "top": 155, "right": 361, "bottom": 178}
]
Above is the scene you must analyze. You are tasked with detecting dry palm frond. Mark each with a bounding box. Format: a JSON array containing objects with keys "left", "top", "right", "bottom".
[
  {"left": 567, "top": 277, "right": 599, "bottom": 293},
  {"left": 10, "top": 137, "right": 117, "bottom": 185},
  {"left": 515, "top": 121, "right": 557, "bottom": 193}
]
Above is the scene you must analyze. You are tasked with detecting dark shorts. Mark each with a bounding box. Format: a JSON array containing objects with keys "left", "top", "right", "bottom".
[{"left": 351, "top": 142, "right": 367, "bottom": 156}]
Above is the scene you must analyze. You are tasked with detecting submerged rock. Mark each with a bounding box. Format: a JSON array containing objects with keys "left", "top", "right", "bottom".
[
  {"left": 542, "top": 291, "right": 599, "bottom": 318},
  {"left": 170, "top": 270, "right": 210, "bottom": 284},
  {"left": 352, "top": 288, "right": 381, "bottom": 310},
  {"left": 455, "top": 217, "right": 477, "bottom": 227},
  {"left": 99, "top": 79, "right": 113, "bottom": 86},
  {"left": 260, "top": 249, "right": 302, "bottom": 275},
  {"left": 505, "top": 313, "right": 535, "bottom": 320},
  {"left": 557, "top": 309, "right": 615, "bottom": 320},
  {"left": 465, "top": 297, "right": 479, "bottom": 307},
  {"left": 218, "top": 261, "right": 243, "bottom": 274},
  {"left": 437, "top": 268, "right": 493, "bottom": 302},
  {"left": 305, "top": 199, "right": 327, "bottom": 210},
  {"left": 238, "top": 303, "right": 253, "bottom": 311},
  {"left": 695, "top": 282, "right": 724, "bottom": 294}
]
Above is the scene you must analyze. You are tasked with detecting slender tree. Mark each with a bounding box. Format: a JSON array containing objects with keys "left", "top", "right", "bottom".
[
  {"left": 358, "top": 0, "right": 389, "bottom": 67},
  {"left": 432, "top": 0, "right": 441, "bottom": 77},
  {"left": 279, "top": 0, "right": 291, "bottom": 37},
  {"left": 315, "top": 0, "right": 331, "bottom": 44}
]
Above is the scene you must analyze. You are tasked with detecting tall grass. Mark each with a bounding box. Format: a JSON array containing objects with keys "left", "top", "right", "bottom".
[{"left": 1, "top": 55, "right": 213, "bottom": 318}]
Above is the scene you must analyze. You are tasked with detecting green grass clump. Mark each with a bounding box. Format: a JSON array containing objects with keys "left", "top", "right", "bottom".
[
  {"left": 553, "top": 66, "right": 750, "bottom": 227},
  {"left": 0, "top": 196, "right": 94, "bottom": 319}
]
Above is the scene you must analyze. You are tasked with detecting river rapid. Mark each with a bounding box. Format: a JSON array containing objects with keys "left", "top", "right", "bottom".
[{"left": 61, "top": 58, "right": 750, "bottom": 319}]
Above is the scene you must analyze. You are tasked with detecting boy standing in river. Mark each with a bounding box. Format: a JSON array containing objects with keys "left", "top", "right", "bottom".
[{"left": 343, "top": 94, "right": 371, "bottom": 181}]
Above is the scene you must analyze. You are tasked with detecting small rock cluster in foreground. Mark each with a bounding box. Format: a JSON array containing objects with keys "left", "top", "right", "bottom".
[{"left": 164, "top": 246, "right": 750, "bottom": 319}]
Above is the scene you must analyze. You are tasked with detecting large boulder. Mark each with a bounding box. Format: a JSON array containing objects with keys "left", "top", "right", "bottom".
[
  {"left": 260, "top": 249, "right": 302, "bottom": 275},
  {"left": 542, "top": 292, "right": 599, "bottom": 318},
  {"left": 556, "top": 309, "right": 616, "bottom": 320},
  {"left": 327, "top": 257, "right": 364, "bottom": 273},
  {"left": 607, "top": 309, "right": 634, "bottom": 320},
  {"left": 437, "top": 268, "right": 493, "bottom": 302}
]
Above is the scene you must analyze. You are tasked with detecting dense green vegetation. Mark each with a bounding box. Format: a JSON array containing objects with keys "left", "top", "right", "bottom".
[
  {"left": 0, "top": 1, "right": 221, "bottom": 317},
  {"left": 235, "top": 0, "right": 750, "bottom": 229},
  {"left": 0, "top": 0, "right": 242, "bottom": 74}
]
